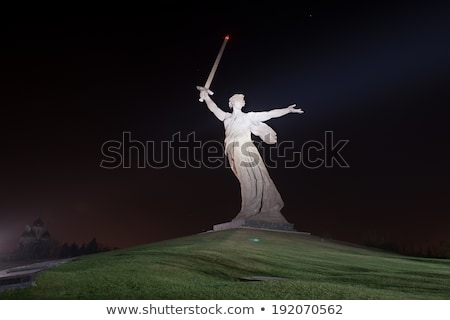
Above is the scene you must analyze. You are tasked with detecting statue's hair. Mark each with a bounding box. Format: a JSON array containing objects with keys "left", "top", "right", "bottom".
[
  {"left": 228, "top": 94, "right": 245, "bottom": 108},
  {"left": 229, "top": 94, "right": 244, "bottom": 102}
]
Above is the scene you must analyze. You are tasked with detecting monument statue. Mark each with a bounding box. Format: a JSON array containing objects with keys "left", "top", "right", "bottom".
[
  {"left": 196, "top": 35, "right": 304, "bottom": 231},
  {"left": 197, "top": 87, "right": 304, "bottom": 230}
]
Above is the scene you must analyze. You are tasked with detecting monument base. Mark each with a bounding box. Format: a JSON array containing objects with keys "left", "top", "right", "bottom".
[{"left": 213, "top": 218, "right": 296, "bottom": 232}]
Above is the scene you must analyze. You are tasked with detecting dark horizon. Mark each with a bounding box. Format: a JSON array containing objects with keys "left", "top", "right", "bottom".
[{"left": 1, "top": 2, "right": 449, "bottom": 257}]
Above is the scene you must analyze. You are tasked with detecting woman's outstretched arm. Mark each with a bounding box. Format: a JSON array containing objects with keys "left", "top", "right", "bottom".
[
  {"left": 197, "top": 86, "right": 229, "bottom": 121},
  {"left": 252, "top": 104, "right": 304, "bottom": 122}
]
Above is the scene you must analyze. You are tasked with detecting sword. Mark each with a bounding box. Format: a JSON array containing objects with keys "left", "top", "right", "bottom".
[{"left": 197, "top": 35, "right": 229, "bottom": 102}]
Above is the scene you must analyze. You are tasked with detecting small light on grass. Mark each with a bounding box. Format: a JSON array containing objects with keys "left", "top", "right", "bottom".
[{"left": 248, "top": 238, "right": 260, "bottom": 242}]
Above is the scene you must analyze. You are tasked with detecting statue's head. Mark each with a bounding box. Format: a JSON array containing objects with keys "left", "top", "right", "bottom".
[{"left": 228, "top": 94, "right": 245, "bottom": 110}]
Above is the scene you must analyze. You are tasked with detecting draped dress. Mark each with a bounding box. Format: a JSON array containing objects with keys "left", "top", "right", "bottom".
[{"left": 222, "top": 111, "right": 287, "bottom": 222}]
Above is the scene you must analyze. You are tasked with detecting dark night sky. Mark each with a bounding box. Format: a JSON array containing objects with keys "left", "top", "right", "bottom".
[{"left": 1, "top": 1, "right": 449, "bottom": 255}]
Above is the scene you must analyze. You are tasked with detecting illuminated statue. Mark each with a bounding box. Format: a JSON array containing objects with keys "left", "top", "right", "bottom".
[{"left": 197, "top": 88, "right": 303, "bottom": 227}]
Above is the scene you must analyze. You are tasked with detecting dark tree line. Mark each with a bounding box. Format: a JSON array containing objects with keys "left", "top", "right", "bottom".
[
  {"left": 10, "top": 237, "right": 115, "bottom": 262},
  {"left": 363, "top": 231, "right": 450, "bottom": 258},
  {"left": 58, "top": 237, "right": 115, "bottom": 258}
]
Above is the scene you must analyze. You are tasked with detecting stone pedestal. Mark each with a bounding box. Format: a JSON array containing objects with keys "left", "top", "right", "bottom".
[{"left": 213, "top": 217, "right": 296, "bottom": 232}]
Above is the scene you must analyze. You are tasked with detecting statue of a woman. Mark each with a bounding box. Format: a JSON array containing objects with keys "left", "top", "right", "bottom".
[{"left": 197, "top": 87, "right": 304, "bottom": 224}]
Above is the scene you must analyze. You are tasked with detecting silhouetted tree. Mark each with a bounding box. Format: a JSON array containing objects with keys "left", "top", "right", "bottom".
[
  {"left": 60, "top": 242, "right": 71, "bottom": 258},
  {"left": 86, "top": 237, "right": 99, "bottom": 255},
  {"left": 70, "top": 242, "right": 79, "bottom": 257},
  {"left": 79, "top": 243, "right": 86, "bottom": 256}
]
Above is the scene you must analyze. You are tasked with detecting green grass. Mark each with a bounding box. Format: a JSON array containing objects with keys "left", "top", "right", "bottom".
[{"left": 1, "top": 228, "right": 450, "bottom": 299}]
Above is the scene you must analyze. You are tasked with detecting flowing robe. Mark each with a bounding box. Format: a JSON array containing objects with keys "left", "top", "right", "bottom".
[{"left": 223, "top": 111, "right": 286, "bottom": 222}]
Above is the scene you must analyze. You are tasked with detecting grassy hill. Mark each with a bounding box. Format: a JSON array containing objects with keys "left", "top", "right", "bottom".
[{"left": 1, "top": 228, "right": 449, "bottom": 299}]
